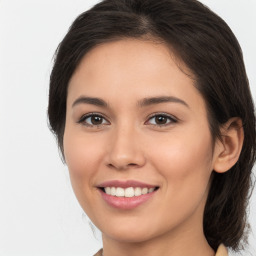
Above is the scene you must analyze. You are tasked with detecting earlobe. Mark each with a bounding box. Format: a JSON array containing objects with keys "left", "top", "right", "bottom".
[{"left": 213, "top": 117, "right": 244, "bottom": 173}]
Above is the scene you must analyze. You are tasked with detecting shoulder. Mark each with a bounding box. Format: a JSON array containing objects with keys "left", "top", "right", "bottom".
[{"left": 216, "top": 244, "right": 228, "bottom": 256}]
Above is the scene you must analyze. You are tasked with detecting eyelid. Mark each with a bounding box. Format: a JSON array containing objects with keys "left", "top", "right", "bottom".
[
  {"left": 77, "top": 112, "right": 177, "bottom": 127},
  {"left": 77, "top": 112, "right": 110, "bottom": 126},
  {"left": 145, "top": 112, "right": 178, "bottom": 126}
]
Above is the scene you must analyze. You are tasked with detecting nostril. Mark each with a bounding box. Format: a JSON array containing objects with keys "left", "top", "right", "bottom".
[
  {"left": 107, "top": 162, "right": 140, "bottom": 170},
  {"left": 128, "top": 163, "right": 138, "bottom": 166}
]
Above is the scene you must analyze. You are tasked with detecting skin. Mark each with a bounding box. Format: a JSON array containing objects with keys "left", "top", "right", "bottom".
[{"left": 63, "top": 39, "right": 242, "bottom": 256}]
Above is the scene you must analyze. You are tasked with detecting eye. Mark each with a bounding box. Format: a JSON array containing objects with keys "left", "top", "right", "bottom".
[
  {"left": 78, "top": 113, "right": 110, "bottom": 127},
  {"left": 146, "top": 113, "right": 177, "bottom": 126}
]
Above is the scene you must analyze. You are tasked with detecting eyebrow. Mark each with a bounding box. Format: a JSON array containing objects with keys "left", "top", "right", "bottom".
[
  {"left": 72, "top": 95, "right": 189, "bottom": 109},
  {"left": 72, "top": 96, "right": 108, "bottom": 108},
  {"left": 138, "top": 96, "right": 189, "bottom": 108}
]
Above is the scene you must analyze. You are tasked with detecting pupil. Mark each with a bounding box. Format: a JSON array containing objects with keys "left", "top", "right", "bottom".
[
  {"left": 156, "top": 116, "right": 167, "bottom": 124},
  {"left": 92, "top": 116, "right": 102, "bottom": 125}
]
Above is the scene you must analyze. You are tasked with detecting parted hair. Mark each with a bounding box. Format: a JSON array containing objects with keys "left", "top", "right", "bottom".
[{"left": 48, "top": 0, "right": 256, "bottom": 252}]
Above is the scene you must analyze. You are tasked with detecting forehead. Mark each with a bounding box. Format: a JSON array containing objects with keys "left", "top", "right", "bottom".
[
  {"left": 73, "top": 38, "right": 192, "bottom": 77},
  {"left": 67, "top": 39, "right": 205, "bottom": 114}
]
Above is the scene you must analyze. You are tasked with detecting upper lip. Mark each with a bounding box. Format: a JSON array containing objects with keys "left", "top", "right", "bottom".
[{"left": 97, "top": 180, "right": 158, "bottom": 189}]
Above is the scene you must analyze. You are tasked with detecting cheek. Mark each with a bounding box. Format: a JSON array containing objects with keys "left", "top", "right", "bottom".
[
  {"left": 150, "top": 126, "right": 213, "bottom": 198},
  {"left": 63, "top": 129, "right": 104, "bottom": 190},
  {"left": 63, "top": 128, "right": 109, "bottom": 220},
  {"left": 143, "top": 128, "right": 214, "bottom": 232}
]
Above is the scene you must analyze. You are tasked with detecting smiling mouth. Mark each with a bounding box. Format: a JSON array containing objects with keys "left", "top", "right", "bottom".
[
  {"left": 99, "top": 186, "right": 159, "bottom": 198},
  {"left": 97, "top": 181, "right": 159, "bottom": 209}
]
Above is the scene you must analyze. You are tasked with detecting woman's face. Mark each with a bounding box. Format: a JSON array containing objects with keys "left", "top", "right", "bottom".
[{"left": 64, "top": 39, "right": 220, "bottom": 243}]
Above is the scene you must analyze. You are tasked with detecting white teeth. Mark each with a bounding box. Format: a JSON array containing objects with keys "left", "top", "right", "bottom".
[
  {"left": 105, "top": 187, "right": 111, "bottom": 195},
  {"left": 104, "top": 187, "right": 156, "bottom": 197},
  {"left": 142, "top": 188, "right": 148, "bottom": 194},
  {"left": 134, "top": 187, "right": 142, "bottom": 196},
  {"left": 149, "top": 188, "right": 154, "bottom": 193},
  {"left": 110, "top": 187, "right": 116, "bottom": 196},
  {"left": 125, "top": 187, "right": 135, "bottom": 197},
  {"left": 116, "top": 187, "right": 125, "bottom": 197}
]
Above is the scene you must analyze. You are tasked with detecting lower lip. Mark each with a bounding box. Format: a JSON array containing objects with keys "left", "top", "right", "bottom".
[{"left": 99, "top": 189, "right": 157, "bottom": 210}]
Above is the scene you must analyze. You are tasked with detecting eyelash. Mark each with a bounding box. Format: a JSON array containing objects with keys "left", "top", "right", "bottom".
[
  {"left": 77, "top": 112, "right": 177, "bottom": 128},
  {"left": 145, "top": 113, "right": 178, "bottom": 127},
  {"left": 78, "top": 113, "right": 110, "bottom": 127}
]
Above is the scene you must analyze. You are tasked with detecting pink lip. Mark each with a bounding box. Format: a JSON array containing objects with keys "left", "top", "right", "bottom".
[
  {"left": 99, "top": 189, "right": 157, "bottom": 210},
  {"left": 97, "top": 180, "right": 157, "bottom": 188},
  {"left": 97, "top": 180, "right": 159, "bottom": 210}
]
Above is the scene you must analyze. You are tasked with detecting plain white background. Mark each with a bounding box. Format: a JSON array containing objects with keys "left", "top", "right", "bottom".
[{"left": 0, "top": 0, "right": 255, "bottom": 255}]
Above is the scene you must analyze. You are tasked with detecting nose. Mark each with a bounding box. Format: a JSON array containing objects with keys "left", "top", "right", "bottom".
[{"left": 106, "top": 126, "right": 146, "bottom": 170}]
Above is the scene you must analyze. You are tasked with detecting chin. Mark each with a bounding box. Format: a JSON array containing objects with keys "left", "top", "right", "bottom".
[
  {"left": 103, "top": 228, "right": 155, "bottom": 244},
  {"left": 99, "top": 217, "right": 170, "bottom": 244}
]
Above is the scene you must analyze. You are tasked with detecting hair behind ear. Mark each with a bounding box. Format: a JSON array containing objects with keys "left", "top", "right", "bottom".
[{"left": 204, "top": 117, "right": 253, "bottom": 251}]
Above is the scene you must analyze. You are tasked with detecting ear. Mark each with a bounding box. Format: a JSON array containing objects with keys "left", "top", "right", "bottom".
[{"left": 213, "top": 117, "right": 244, "bottom": 173}]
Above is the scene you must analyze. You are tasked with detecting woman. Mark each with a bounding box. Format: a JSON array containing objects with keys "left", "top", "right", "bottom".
[{"left": 48, "top": 0, "right": 256, "bottom": 255}]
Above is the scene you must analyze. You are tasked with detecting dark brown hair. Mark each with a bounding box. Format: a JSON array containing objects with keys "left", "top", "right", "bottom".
[{"left": 48, "top": 0, "right": 256, "bottom": 252}]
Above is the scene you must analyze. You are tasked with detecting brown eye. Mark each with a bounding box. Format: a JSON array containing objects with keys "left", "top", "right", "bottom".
[
  {"left": 147, "top": 114, "right": 177, "bottom": 126},
  {"left": 155, "top": 115, "right": 168, "bottom": 125},
  {"left": 91, "top": 116, "right": 104, "bottom": 125},
  {"left": 79, "top": 114, "right": 109, "bottom": 126}
]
